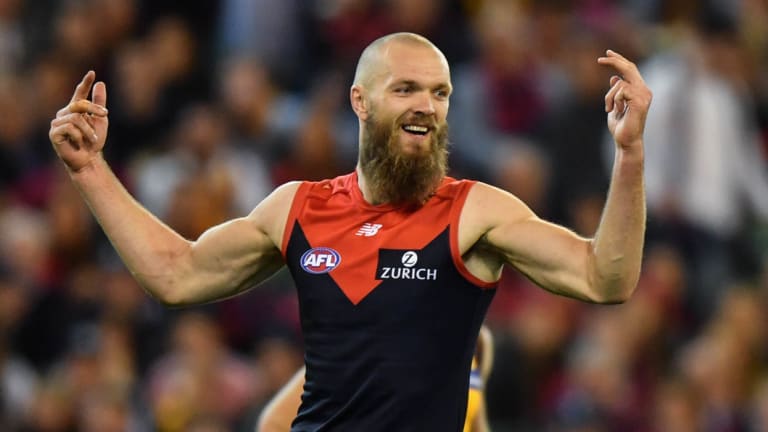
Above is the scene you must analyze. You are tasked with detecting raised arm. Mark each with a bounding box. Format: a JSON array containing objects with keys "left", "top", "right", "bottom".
[
  {"left": 49, "top": 71, "right": 294, "bottom": 306},
  {"left": 462, "top": 50, "right": 650, "bottom": 304}
]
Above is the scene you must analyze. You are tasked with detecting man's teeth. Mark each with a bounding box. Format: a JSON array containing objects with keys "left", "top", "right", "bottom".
[{"left": 403, "top": 125, "right": 429, "bottom": 133}]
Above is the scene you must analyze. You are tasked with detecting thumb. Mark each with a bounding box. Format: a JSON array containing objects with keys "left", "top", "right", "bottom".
[{"left": 92, "top": 81, "right": 107, "bottom": 108}]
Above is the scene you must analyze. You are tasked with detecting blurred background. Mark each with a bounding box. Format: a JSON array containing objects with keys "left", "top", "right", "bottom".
[{"left": 0, "top": 0, "right": 767, "bottom": 431}]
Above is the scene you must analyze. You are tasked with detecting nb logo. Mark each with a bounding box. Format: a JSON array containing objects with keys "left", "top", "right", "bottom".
[{"left": 355, "top": 223, "right": 383, "bottom": 237}]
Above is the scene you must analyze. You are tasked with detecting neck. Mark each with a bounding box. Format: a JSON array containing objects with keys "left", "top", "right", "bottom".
[{"left": 355, "top": 164, "right": 380, "bottom": 205}]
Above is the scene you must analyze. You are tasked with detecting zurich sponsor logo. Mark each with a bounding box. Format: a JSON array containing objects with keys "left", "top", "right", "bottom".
[
  {"left": 377, "top": 250, "right": 438, "bottom": 281},
  {"left": 300, "top": 247, "right": 341, "bottom": 274}
]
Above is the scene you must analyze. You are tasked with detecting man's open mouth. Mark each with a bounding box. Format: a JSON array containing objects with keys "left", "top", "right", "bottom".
[{"left": 402, "top": 125, "right": 429, "bottom": 136}]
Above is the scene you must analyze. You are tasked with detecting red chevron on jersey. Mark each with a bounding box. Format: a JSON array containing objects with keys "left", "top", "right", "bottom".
[{"left": 281, "top": 171, "right": 492, "bottom": 305}]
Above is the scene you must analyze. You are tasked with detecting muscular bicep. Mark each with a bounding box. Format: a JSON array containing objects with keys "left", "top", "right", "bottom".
[
  {"left": 166, "top": 182, "right": 299, "bottom": 306},
  {"left": 464, "top": 183, "right": 598, "bottom": 302},
  {"left": 485, "top": 216, "right": 597, "bottom": 299},
  {"left": 181, "top": 217, "right": 282, "bottom": 304}
]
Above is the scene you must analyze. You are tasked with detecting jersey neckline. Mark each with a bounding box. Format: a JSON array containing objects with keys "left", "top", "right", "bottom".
[{"left": 346, "top": 171, "right": 455, "bottom": 213}]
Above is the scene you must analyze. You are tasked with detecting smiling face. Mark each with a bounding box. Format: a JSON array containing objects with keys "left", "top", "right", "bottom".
[{"left": 352, "top": 34, "right": 453, "bottom": 207}]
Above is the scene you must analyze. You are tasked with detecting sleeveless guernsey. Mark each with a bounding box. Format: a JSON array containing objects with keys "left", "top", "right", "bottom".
[{"left": 281, "top": 172, "right": 497, "bottom": 432}]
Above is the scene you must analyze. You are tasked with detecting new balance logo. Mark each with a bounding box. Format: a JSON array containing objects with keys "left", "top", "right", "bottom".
[{"left": 355, "top": 223, "right": 383, "bottom": 237}]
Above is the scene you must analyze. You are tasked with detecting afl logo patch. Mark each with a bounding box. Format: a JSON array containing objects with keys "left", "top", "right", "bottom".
[{"left": 300, "top": 247, "right": 341, "bottom": 274}]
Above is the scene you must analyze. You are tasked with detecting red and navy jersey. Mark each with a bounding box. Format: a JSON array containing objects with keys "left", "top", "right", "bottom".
[{"left": 281, "top": 172, "right": 497, "bottom": 432}]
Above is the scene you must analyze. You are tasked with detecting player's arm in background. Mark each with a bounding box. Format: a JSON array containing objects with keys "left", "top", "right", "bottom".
[
  {"left": 49, "top": 71, "right": 297, "bottom": 306},
  {"left": 257, "top": 367, "right": 305, "bottom": 432},
  {"left": 471, "top": 326, "right": 494, "bottom": 432},
  {"left": 462, "top": 50, "right": 650, "bottom": 304}
]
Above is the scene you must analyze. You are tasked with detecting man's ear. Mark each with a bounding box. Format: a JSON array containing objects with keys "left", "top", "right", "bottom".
[{"left": 350, "top": 85, "right": 369, "bottom": 120}]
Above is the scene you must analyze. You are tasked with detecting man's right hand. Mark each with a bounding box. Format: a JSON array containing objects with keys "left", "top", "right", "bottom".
[{"left": 49, "top": 71, "right": 110, "bottom": 173}]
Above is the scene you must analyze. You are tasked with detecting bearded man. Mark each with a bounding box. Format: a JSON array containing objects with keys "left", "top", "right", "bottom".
[{"left": 49, "top": 32, "right": 651, "bottom": 432}]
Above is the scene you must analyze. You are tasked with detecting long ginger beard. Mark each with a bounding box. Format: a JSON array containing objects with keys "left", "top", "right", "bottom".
[{"left": 359, "top": 111, "right": 449, "bottom": 209}]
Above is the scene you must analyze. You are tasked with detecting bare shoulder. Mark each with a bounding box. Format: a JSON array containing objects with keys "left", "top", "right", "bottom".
[
  {"left": 455, "top": 182, "right": 537, "bottom": 283},
  {"left": 458, "top": 182, "right": 535, "bottom": 253},
  {"left": 247, "top": 181, "right": 303, "bottom": 248}
]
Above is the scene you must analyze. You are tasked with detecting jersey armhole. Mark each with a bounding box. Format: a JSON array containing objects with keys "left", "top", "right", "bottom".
[
  {"left": 281, "top": 182, "right": 311, "bottom": 259},
  {"left": 449, "top": 181, "right": 498, "bottom": 289}
]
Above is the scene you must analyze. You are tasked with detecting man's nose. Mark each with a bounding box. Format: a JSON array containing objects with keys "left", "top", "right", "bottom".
[{"left": 412, "top": 91, "right": 435, "bottom": 115}]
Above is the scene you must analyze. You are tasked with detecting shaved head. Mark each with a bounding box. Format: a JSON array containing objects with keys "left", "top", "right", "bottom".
[{"left": 353, "top": 32, "right": 448, "bottom": 89}]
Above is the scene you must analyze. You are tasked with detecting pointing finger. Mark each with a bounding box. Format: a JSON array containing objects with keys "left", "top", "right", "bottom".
[
  {"left": 605, "top": 49, "right": 628, "bottom": 61},
  {"left": 92, "top": 81, "right": 107, "bottom": 108},
  {"left": 70, "top": 71, "right": 95, "bottom": 104},
  {"left": 597, "top": 50, "right": 643, "bottom": 84}
]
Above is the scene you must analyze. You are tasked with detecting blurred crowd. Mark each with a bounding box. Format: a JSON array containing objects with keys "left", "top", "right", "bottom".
[{"left": 0, "top": 0, "right": 767, "bottom": 431}]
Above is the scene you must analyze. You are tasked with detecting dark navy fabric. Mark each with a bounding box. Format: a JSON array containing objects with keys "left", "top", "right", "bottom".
[{"left": 285, "top": 224, "right": 495, "bottom": 432}]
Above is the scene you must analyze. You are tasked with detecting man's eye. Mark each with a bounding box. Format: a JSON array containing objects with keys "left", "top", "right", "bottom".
[{"left": 395, "top": 87, "right": 411, "bottom": 94}]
